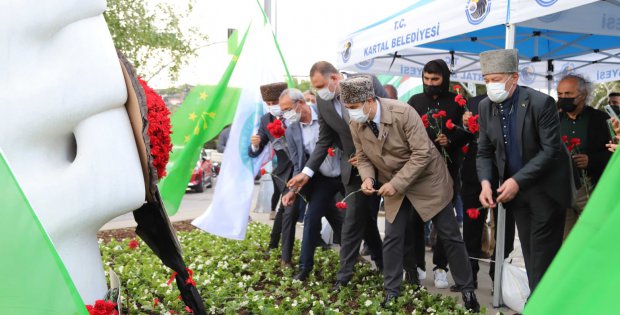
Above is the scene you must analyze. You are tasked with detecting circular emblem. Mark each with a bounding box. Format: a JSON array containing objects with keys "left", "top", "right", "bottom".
[
  {"left": 535, "top": 0, "right": 558, "bottom": 7},
  {"left": 560, "top": 63, "right": 576, "bottom": 77},
  {"left": 519, "top": 66, "right": 536, "bottom": 84},
  {"left": 355, "top": 59, "right": 374, "bottom": 71},
  {"left": 465, "top": 0, "right": 492, "bottom": 25},
  {"left": 341, "top": 40, "right": 353, "bottom": 63}
]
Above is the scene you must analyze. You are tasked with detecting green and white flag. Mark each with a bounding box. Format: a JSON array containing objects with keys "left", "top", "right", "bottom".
[
  {"left": 0, "top": 150, "right": 87, "bottom": 315},
  {"left": 191, "top": 0, "right": 293, "bottom": 240},
  {"left": 524, "top": 150, "right": 620, "bottom": 314},
  {"left": 377, "top": 74, "right": 422, "bottom": 102}
]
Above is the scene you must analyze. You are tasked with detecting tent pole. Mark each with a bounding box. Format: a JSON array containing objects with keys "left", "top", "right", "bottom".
[{"left": 505, "top": 23, "right": 516, "bottom": 49}]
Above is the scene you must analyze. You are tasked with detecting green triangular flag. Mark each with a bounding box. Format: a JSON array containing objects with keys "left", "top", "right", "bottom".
[
  {"left": 0, "top": 152, "right": 87, "bottom": 315},
  {"left": 525, "top": 150, "right": 620, "bottom": 314}
]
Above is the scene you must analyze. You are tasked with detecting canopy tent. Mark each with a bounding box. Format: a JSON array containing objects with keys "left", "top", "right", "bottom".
[{"left": 337, "top": 0, "right": 620, "bottom": 90}]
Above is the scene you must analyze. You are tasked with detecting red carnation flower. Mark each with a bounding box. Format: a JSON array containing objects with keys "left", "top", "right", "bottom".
[
  {"left": 261, "top": 168, "right": 266, "bottom": 176},
  {"left": 421, "top": 114, "right": 430, "bottom": 128},
  {"left": 335, "top": 201, "right": 347, "bottom": 210},
  {"left": 438, "top": 110, "right": 447, "bottom": 118},
  {"left": 186, "top": 306, "right": 194, "bottom": 313},
  {"left": 467, "top": 115, "right": 480, "bottom": 134},
  {"left": 562, "top": 135, "right": 568, "bottom": 143},
  {"left": 462, "top": 145, "right": 469, "bottom": 154},
  {"left": 128, "top": 239, "right": 139, "bottom": 250},
  {"left": 328, "top": 147, "right": 335, "bottom": 157},
  {"left": 453, "top": 84, "right": 462, "bottom": 91},
  {"left": 138, "top": 77, "right": 172, "bottom": 180},
  {"left": 86, "top": 300, "right": 118, "bottom": 315},
  {"left": 432, "top": 113, "right": 440, "bottom": 119},
  {"left": 153, "top": 298, "right": 159, "bottom": 307},
  {"left": 466, "top": 208, "right": 480, "bottom": 219},
  {"left": 446, "top": 119, "right": 455, "bottom": 130},
  {"left": 570, "top": 138, "right": 581, "bottom": 146},
  {"left": 267, "top": 119, "right": 285, "bottom": 138}
]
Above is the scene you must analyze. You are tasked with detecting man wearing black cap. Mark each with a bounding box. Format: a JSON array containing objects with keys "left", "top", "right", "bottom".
[
  {"left": 477, "top": 48, "right": 572, "bottom": 293},
  {"left": 249, "top": 82, "right": 296, "bottom": 266}
]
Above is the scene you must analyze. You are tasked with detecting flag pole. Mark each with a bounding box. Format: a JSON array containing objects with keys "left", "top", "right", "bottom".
[{"left": 493, "top": 202, "right": 506, "bottom": 308}]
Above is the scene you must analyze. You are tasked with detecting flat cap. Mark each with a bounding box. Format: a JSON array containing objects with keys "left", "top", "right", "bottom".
[
  {"left": 480, "top": 49, "right": 518, "bottom": 75},
  {"left": 340, "top": 76, "right": 374, "bottom": 104},
  {"left": 260, "top": 82, "right": 288, "bottom": 102}
]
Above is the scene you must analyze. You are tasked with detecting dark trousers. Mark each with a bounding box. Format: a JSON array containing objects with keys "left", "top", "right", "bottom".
[
  {"left": 268, "top": 179, "right": 285, "bottom": 249},
  {"left": 336, "top": 175, "right": 383, "bottom": 282},
  {"left": 385, "top": 199, "right": 475, "bottom": 296},
  {"left": 461, "top": 193, "right": 515, "bottom": 283},
  {"left": 505, "top": 188, "right": 566, "bottom": 292},
  {"left": 281, "top": 198, "right": 303, "bottom": 263},
  {"left": 298, "top": 174, "right": 343, "bottom": 271}
]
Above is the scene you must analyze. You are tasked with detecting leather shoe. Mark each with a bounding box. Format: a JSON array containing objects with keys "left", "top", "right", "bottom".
[
  {"left": 280, "top": 259, "right": 294, "bottom": 269},
  {"left": 404, "top": 271, "right": 421, "bottom": 286},
  {"left": 293, "top": 269, "right": 311, "bottom": 281},
  {"left": 380, "top": 294, "right": 398, "bottom": 308},
  {"left": 450, "top": 280, "right": 478, "bottom": 292},
  {"left": 331, "top": 280, "right": 348, "bottom": 292},
  {"left": 462, "top": 291, "right": 480, "bottom": 313}
]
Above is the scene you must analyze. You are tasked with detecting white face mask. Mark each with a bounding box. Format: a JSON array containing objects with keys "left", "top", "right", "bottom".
[
  {"left": 347, "top": 101, "right": 369, "bottom": 123},
  {"left": 486, "top": 76, "right": 514, "bottom": 103},
  {"left": 283, "top": 105, "right": 300, "bottom": 123},
  {"left": 317, "top": 79, "right": 336, "bottom": 101},
  {"left": 267, "top": 104, "right": 282, "bottom": 117}
]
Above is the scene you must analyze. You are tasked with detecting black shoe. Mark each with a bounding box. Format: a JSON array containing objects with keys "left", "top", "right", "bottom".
[
  {"left": 293, "top": 269, "right": 311, "bottom": 281},
  {"left": 462, "top": 291, "right": 480, "bottom": 313},
  {"left": 450, "top": 281, "right": 478, "bottom": 292},
  {"left": 331, "top": 280, "right": 348, "bottom": 292},
  {"left": 404, "top": 271, "right": 421, "bottom": 286},
  {"left": 360, "top": 244, "right": 371, "bottom": 256},
  {"left": 380, "top": 294, "right": 398, "bottom": 308},
  {"left": 264, "top": 247, "right": 276, "bottom": 256}
]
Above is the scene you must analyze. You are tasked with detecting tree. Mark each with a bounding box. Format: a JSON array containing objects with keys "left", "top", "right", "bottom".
[
  {"left": 591, "top": 81, "right": 620, "bottom": 109},
  {"left": 104, "top": 0, "right": 208, "bottom": 82}
]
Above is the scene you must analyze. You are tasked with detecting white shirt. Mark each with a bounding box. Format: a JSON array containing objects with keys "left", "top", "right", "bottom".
[{"left": 300, "top": 107, "right": 340, "bottom": 178}]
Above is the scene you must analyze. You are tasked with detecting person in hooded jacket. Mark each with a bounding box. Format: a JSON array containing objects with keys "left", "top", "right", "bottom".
[{"left": 406, "top": 59, "right": 473, "bottom": 289}]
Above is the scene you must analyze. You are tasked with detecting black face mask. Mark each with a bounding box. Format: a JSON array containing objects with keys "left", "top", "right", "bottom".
[
  {"left": 423, "top": 84, "right": 443, "bottom": 97},
  {"left": 612, "top": 105, "right": 620, "bottom": 116},
  {"left": 558, "top": 97, "right": 577, "bottom": 113}
]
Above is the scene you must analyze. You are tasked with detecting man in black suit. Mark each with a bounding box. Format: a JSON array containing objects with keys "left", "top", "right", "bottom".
[
  {"left": 476, "top": 49, "right": 572, "bottom": 293},
  {"left": 288, "top": 61, "right": 387, "bottom": 290},
  {"left": 248, "top": 82, "right": 295, "bottom": 266},
  {"left": 557, "top": 75, "right": 611, "bottom": 239}
]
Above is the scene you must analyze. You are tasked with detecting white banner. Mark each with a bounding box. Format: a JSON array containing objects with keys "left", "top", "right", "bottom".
[{"left": 510, "top": 0, "right": 599, "bottom": 25}]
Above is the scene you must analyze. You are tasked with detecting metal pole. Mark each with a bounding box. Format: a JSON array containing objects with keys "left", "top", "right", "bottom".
[
  {"left": 505, "top": 23, "right": 516, "bottom": 49},
  {"left": 493, "top": 202, "right": 506, "bottom": 308}
]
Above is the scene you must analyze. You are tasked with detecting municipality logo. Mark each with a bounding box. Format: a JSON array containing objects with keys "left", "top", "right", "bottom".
[
  {"left": 519, "top": 66, "right": 536, "bottom": 84},
  {"left": 535, "top": 0, "right": 558, "bottom": 7},
  {"left": 355, "top": 59, "right": 374, "bottom": 71},
  {"left": 341, "top": 40, "right": 353, "bottom": 63},
  {"left": 466, "top": 0, "right": 491, "bottom": 25}
]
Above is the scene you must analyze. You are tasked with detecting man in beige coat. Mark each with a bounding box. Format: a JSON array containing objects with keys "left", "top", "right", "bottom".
[{"left": 341, "top": 76, "right": 479, "bottom": 312}]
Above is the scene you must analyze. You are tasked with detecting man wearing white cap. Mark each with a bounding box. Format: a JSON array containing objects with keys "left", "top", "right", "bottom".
[{"left": 476, "top": 49, "right": 572, "bottom": 293}]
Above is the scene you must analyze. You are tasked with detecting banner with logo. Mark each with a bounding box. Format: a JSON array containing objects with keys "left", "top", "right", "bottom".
[{"left": 337, "top": 0, "right": 508, "bottom": 68}]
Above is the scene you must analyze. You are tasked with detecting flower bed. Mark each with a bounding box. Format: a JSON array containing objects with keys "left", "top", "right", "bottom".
[{"left": 100, "top": 223, "right": 480, "bottom": 314}]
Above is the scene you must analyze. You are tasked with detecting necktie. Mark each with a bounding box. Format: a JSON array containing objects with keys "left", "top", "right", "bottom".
[{"left": 367, "top": 121, "right": 380, "bottom": 137}]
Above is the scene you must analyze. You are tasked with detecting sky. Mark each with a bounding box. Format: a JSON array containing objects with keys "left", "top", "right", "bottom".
[{"left": 148, "top": 0, "right": 412, "bottom": 88}]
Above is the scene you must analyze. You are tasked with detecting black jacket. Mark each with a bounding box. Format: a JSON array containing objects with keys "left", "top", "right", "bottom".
[
  {"left": 248, "top": 113, "right": 293, "bottom": 191},
  {"left": 559, "top": 105, "right": 612, "bottom": 187},
  {"left": 477, "top": 86, "right": 573, "bottom": 209}
]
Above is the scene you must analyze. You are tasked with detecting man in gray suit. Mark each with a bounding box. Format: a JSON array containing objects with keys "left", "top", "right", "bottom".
[
  {"left": 288, "top": 61, "right": 387, "bottom": 290},
  {"left": 279, "top": 88, "right": 344, "bottom": 281},
  {"left": 476, "top": 49, "right": 572, "bottom": 293}
]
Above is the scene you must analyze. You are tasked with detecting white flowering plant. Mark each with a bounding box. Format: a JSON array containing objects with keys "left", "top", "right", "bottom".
[{"left": 99, "top": 223, "right": 481, "bottom": 314}]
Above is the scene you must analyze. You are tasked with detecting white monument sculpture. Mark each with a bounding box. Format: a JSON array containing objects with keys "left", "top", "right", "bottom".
[{"left": 0, "top": 0, "right": 145, "bottom": 303}]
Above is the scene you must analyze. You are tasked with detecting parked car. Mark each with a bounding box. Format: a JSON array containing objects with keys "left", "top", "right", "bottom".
[{"left": 187, "top": 157, "right": 213, "bottom": 192}]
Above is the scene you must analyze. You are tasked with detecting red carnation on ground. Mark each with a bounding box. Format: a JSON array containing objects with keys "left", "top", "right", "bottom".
[
  {"left": 328, "top": 147, "right": 335, "bottom": 157},
  {"left": 446, "top": 119, "right": 455, "bottom": 130},
  {"left": 267, "top": 119, "right": 285, "bottom": 138},
  {"left": 421, "top": 114, "right": 430, "bottom": 128},
  {"left": 138, "top": 77, "right": 172, "bottom": 180},
  {"left": 466, "top": 208, "right": 481, "bottom": 219},
  {"left": 462, "top": 145, "right": 469, "bottom": 154},
  {"left": 562, "top": 135, "right": 568, "bottom": 143},
  {"left": 185, "top": 306, "right": 194, "bottom": 313},
  {"left": 335, "top": 201, "right": 347, "bottom": 209},
  {"left": 128, "top": 239, "right": 139, "bottom": 250},
  {"left": 86, "top": 300, "right": 118, "bottom": 315},
  {"left": 153, "top": 298, "right": 159, "bottom": 307}
]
